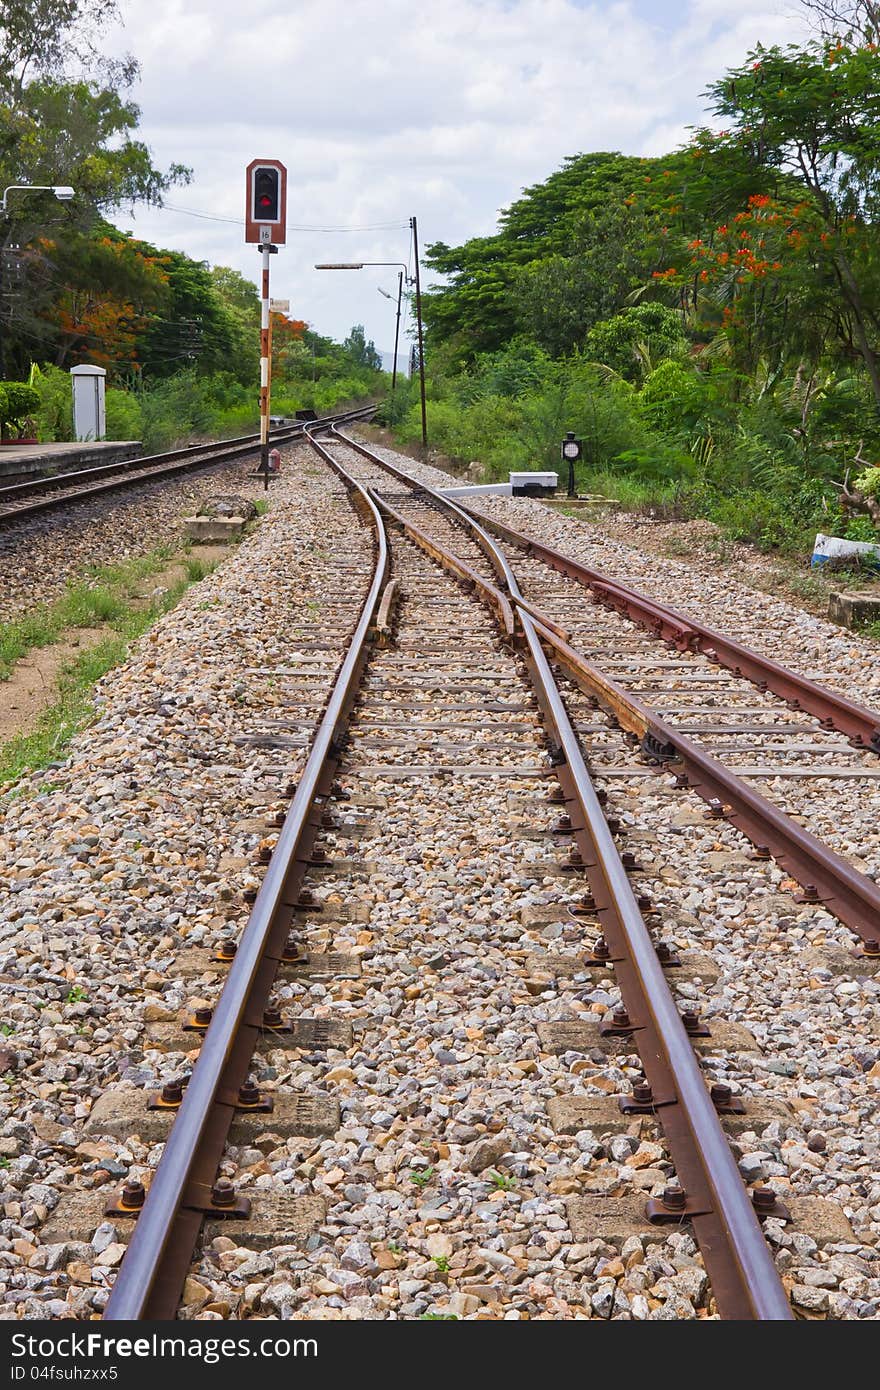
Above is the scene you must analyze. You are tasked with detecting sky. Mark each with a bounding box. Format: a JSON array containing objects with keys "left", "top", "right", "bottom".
[{"left": 105, "top": 0, "right": 814, "bottom": 360}]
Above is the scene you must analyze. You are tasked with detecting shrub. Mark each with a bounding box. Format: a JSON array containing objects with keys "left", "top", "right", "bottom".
[
  {"left": 105, "top": 388, "right": 143, "bottom": 442},
  {"left": 854, "top": 466, "right": 880, "bottom": 499},
  {"left": 583, "top": 304, "right": 687, "bottom": 382},
  {"left": 0, "top": 382, "right": 40, "bottom": 436},
  {"left": 30, "top": 365, "right": 72, "bottom": 442}
]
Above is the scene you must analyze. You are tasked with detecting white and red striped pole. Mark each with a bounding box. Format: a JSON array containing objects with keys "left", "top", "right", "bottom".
[{"left": 259, "top": 242, "right": 271, "bottom": 488}]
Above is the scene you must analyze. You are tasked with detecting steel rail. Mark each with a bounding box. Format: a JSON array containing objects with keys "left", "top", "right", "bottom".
[
  {"left": 461, "top": 507, "right": 880, "bottom": 754},
  {"left": 313, "top": 426, "right": 793, "bottom": 1320},
  {"left": 103, "top": 441, "right": 388, "bottom": 1320},
  {"left": 536, "top": 623, "right": 880, "bottom": 945},
  {"left": 0, "top": 407, "right": 374, "bottom": 524},
  {"left": 328, "top": 426, "right": 880, "bottom": 941}
]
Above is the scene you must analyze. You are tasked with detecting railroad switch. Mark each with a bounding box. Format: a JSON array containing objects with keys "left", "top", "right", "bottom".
[{"left": 641, "top": 731, "right": 677, "bottom": 764}]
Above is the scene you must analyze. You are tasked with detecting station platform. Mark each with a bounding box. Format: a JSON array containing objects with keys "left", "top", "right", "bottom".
[{"left": 0, "top": 439, "right": 141, "bottom": 486}]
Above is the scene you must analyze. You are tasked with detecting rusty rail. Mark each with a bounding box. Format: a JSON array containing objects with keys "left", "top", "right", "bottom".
[
  {"left": 463, "top": 508, "right": 880, "bottom": 755},
  {"left": 102, "top": 443, "right": 388, "bottom": 1320},
  {"left": 536, "top": 622, "right": 880, "bottom": 947},
  {"left": 330, "top": 426, "right": 880, "bottom": 943},
  {"left": 314, "top": 425, "right": 794, "bottom": 1320},
  {"left": 0, "top": 407, "right": 373, "bottom": 525}
]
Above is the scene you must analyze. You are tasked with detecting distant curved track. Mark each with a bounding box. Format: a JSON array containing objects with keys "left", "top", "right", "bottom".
[{"left": 0, "top": 409, "right": 373, "bottom": 527}]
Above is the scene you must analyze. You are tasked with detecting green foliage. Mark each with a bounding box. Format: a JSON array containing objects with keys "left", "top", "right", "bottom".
[
  {"left": 855, "top": 467, "right": 880, "bottom": 498},
  {"left": 843, "top": 513, "right": 878, "bottom": 541},
  {"left": 31, "top": 364, "right": 72, "bottom": 441},
  {"left": 398, "top": 30, "right": 880, "bottom": 558},
  {"left": 342, "top": 324, "right": 382, "bottom": 371},
  {"left": 583, "top": 304, "right": 687, "bottom": 382},
  {"left": 0, "top": 382, "right": 40, "bottom": 434},
  {"left": 104, "top": 387, "right": 143, "bottom": 441}
]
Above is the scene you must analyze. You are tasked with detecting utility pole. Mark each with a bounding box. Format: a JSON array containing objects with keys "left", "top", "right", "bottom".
[{"left": 410, "top": 215, "right": 428, "bottom": 448}]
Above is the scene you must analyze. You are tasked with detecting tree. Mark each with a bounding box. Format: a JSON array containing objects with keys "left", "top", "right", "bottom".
[
  {"left": 0, "top": 1, "right": 135, "bottom": 102},
  {"left": 34, "top": 227, "right": 169, "bottom": 370},
  {"left": 137, "top": 247, "right": 237, "bottom": 380},
  {"left": 583, "top": 303, "right": 687, "bottom": 382},
  {"left": 695, "top": 40, "right": 880, "bottom": 407},
  {"left": 514, "top": 204, "right": 656, "bottom": 355},
  {"left": 343, "top": 324, "right": 381, "bottom": 371},
  {"left": 0, "top": 4, "right": 189, "bottom": 377},
  {"left": 422, "top": 151, "right": 701, "bottom": 362}
]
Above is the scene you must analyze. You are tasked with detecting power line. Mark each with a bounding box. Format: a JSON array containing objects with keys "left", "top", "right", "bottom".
[{"left": 156, "top": 203, "right": 409, "bottom": 234}]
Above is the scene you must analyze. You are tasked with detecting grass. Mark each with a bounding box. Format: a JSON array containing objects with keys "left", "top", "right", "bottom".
[
  {"left": 0, "top": 546, "right": 187, "bottom": 680},
  {"left": 409, "top": 1166, "right": 434, "bottom": 1187},
  {"left": 0, "top": 572, "right": 200, "bottom": 788}
]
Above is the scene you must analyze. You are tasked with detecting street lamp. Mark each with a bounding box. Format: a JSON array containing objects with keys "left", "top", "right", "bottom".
[
  {"left": 561, "top": 431, "right": 582, "bottom": 499},
  {"left": 0, "top": 185, "right": 76, "bottom": 379},
  {"left": 0, "top": 184, "right": 75, "bottom": 213},
  {"left": 315, "top": 218, "right": 428, "bottom": 447},
  {"left": 315, "top": 260, "right": 410, "bottom": 394}
]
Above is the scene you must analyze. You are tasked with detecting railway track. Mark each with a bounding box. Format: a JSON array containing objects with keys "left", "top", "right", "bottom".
[
  {"left": 0, "top": 409, "right": 372, "bottom": 527},
  {"left": 327, "top": 426, "right": 880, "bottom": 952},
  {"left": 84, "top": 419, "right": 839, "bottom": 1321}
]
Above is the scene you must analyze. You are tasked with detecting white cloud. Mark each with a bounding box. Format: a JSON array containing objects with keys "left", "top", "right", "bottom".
[{"left": 105, "top": 0, "right": 811, "bottom": 353}]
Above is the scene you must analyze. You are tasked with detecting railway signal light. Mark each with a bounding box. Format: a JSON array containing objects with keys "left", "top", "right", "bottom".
[
  {"left": 252, "top": 166, "right": 280, "bottom": 222},
  {"left": 244, "top": 159, "right": 287, "bottom": 245},
  {"left": 561, "top": 431, "right": 582, "bottom": 498}
]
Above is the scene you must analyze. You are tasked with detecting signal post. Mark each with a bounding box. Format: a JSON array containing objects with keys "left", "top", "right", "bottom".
[{"left": 245, "top": 159, "right": 287, "bottom": 486}]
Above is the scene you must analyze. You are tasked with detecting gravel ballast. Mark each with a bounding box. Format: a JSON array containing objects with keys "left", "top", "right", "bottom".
[{"left": 0, "top": 436, "right": 877, "bottom": 1320}]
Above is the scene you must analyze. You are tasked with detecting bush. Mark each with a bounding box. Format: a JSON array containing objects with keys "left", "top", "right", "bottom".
[
  {"left": 0, "top": 381, "right": 40, "bottom": 436},
  {"left": 30, "top": 365, "right": 72, "bottom": 441},
  {"left": 105, "top": 388, "right": 143, "bottom": 442},
  {"left": 583, "top": 304, "right": 687, "bottom": 382}
]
